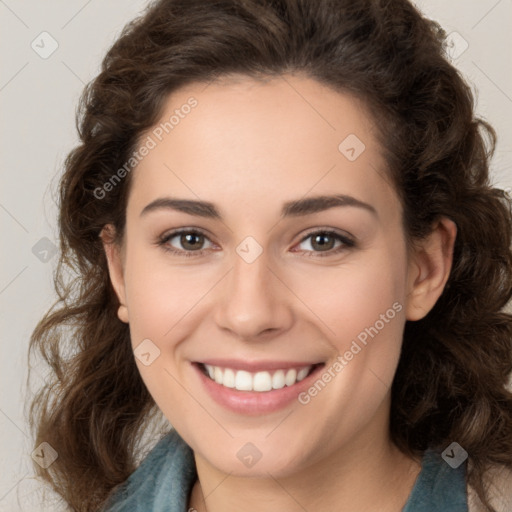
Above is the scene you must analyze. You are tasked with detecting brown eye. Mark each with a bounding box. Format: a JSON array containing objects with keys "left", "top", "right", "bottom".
[
  {"left": 295, "top": 230, "right": 355, "bottom": 257},
  {"left": 309, "top": 232, "right": 337, "bottom": 251},
  {"left": 158, "top": 229, "right": 215, "bottom": 257},
  {"left": 179, "top": 232, "right": 205, "bottom": 251}
]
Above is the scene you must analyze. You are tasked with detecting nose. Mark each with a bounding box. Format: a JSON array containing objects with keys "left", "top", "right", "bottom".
[{"left": 213, "top": 249, "right": 294, "bottom": 341}]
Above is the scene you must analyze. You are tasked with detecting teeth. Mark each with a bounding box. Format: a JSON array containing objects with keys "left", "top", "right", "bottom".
[
  {"left": 223, "top": 368, "right": 236, "bottom": 388},
  {"left": 297, "top": 367, "right": 309, "bottom": 381},
  {"left": 253, "top": 371, "right": 272, "bottom": 392},
  {"left": 203, "top": 364, "right": 313, "bottom": 392},
  {"left": 235, "top": 370, "right": 253, "bottom": 391},
  {"left": 272, "top": 370, "right": 285, "bottom": 389},
  {"left": 284, "top": 368, "right": 297, "bottom": 386}
]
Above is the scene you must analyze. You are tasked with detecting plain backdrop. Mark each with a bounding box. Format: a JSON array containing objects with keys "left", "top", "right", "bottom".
[{"left": 1, "top": 0, "right": 511, "bottom": 510}]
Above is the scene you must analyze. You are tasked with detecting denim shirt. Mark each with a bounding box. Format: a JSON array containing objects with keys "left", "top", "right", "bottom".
[{"left": 102, "top": 429, "right": 468, "bottom": 511}]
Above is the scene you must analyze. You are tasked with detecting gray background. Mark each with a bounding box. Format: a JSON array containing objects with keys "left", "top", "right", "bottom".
[{"left": 1, "top": 1, "right": 511, "bottom": 510}]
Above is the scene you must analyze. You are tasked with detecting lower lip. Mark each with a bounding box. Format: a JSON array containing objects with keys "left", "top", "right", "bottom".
[{"left": 192, "top": 363, "right": 325, "bottom": 415}]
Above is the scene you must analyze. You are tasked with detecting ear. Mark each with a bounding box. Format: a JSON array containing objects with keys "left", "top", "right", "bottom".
[
  {"left": 405, "top": 217, "right": 457, "bottom": 321},
  {"left": 100, "top": 224, "right": 129, "bottom": 323}
]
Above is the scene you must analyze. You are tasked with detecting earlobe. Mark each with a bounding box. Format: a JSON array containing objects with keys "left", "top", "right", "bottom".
[
  {"left": 117, "top": 304, "right": 129, "bottom": 323},
  {"left": 405, "top": 217, "right": 457, "bottom": 321},
  {"left": 100, "top": 224, "right": 129, "bottom": 324}
]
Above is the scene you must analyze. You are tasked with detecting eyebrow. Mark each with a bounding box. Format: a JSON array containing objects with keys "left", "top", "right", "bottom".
[{"left": 139, "top": 194, "right": 378, "bottom": 219}]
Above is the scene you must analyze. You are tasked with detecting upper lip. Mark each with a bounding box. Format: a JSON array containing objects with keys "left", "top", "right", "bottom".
[{"left": 196, "top": 359, "right": 324, "bottom": 372}]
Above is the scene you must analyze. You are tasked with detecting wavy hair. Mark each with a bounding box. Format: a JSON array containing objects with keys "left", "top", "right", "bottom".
[{"left": 27, "top": 0, "right": 512, "bottom": 510}]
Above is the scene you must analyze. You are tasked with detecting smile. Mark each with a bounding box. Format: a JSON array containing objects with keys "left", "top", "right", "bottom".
[
  {"left": 199, "top": 363, "right": 317, "bottom": 392},
  {"left": 192, "top": 359, "right": 326, "bottom": 415}
]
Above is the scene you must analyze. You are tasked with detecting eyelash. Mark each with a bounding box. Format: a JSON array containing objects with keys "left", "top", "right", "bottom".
[{"left": 156, "top": 227, "right": 356, "bottom": 259}]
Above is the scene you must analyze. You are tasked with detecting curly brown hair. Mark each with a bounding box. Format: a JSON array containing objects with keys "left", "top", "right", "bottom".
[{"left": 27, "top": 0, "right": 512, "bottom": 510}]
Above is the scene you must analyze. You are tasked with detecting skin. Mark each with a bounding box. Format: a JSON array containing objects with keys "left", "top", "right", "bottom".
[{"left": 101, "top": 73, "right": 457, "bottom": 512}]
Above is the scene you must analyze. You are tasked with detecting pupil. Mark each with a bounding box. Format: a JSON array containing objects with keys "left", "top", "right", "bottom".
[
  {"left": 183, "top": 233, "right": 202, "bottom": 250},
  {"left": 313, "top": 233, "right": 333, "bottom": 251}
]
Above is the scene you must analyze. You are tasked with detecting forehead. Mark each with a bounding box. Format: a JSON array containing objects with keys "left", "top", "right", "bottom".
[{"left": 127, "top": 73, "right": 397, "bottom": 219}]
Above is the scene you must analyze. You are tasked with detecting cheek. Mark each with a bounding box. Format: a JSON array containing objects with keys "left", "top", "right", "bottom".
[
  {"left": 285, "top": 240, "right": 409, "bottom": 396},
  {"left": 121, "top": 246, "right": 209, "bottom": 419},
  {"left": 290, "top": 252, "right": 407, "bottom": 342},
  {"left": 123, "top": 244, "right": 213, "bottom": 345}
]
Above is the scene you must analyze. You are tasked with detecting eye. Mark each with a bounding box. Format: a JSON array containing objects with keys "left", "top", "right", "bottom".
[
  {"left": 293, "top": 229, "right": 355, "bottom": 257},
  {"left": 156, "top": 227, "right": 355, "bottom": 259},
  {"left": 157, "top": 228, "right": 215, "bottom": 257}
]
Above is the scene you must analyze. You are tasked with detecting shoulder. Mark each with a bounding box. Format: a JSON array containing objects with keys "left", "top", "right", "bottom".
[
  {"left": 101, "top": 428, "right": 197, "bottom": 512},
  {"left": 467, "top": 463, "right": 512, "bottom": 512}
]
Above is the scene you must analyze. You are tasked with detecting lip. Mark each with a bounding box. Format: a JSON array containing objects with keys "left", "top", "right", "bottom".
[{"left": 192, "top": 361, "right": 325, "bottom": 415}]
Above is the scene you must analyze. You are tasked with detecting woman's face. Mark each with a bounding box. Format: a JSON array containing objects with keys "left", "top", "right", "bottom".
[{"left": 104, "top": 74, "right": 440, "bottom": 478}]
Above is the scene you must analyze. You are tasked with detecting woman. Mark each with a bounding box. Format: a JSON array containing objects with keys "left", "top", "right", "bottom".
[{"left": 28, "top": 0, "right": 512, "bottom": 511}]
